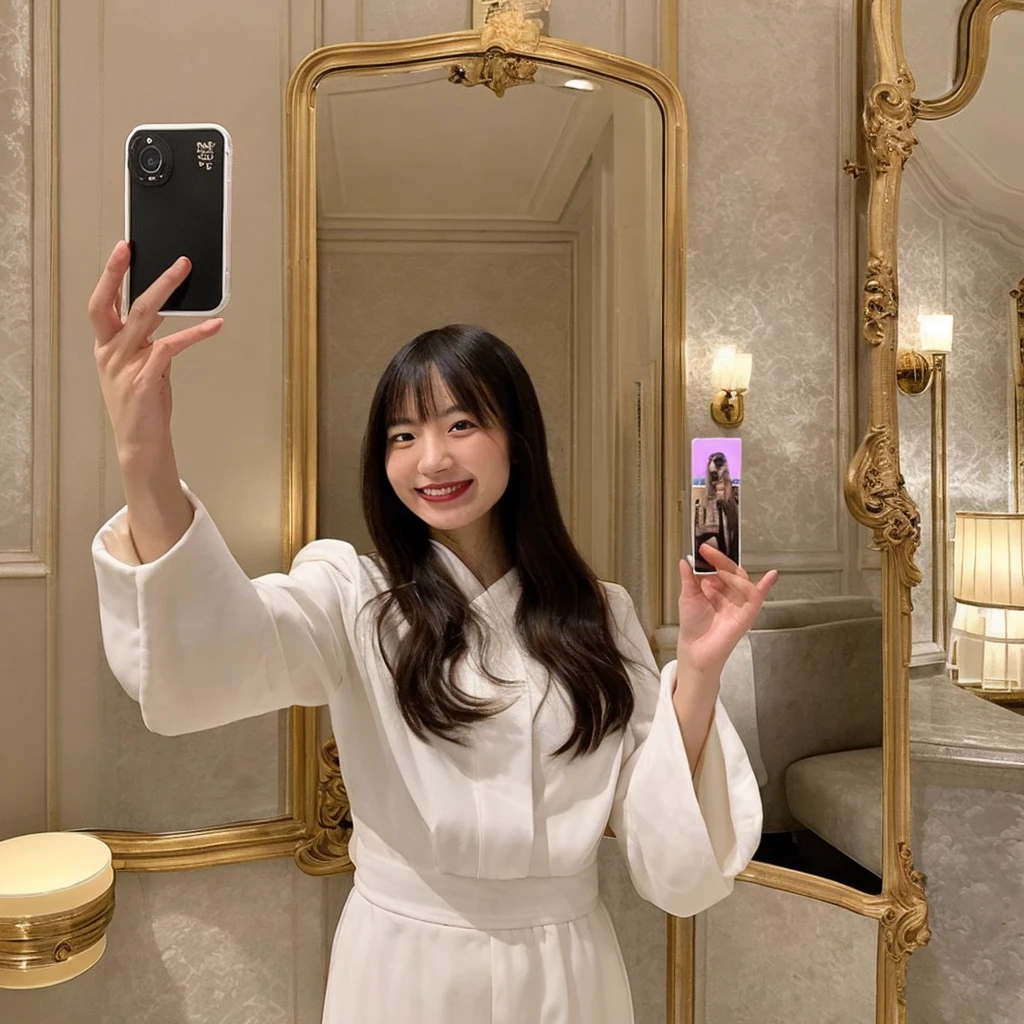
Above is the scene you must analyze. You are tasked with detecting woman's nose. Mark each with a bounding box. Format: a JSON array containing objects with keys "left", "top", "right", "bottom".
[{"left": 418, "top": 433, "right": 454, "bottom": 475}]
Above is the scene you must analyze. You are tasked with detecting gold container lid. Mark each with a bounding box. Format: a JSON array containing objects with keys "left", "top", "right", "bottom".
[{"left": 0, "top": 832, "right": 115, "bottom": 989}]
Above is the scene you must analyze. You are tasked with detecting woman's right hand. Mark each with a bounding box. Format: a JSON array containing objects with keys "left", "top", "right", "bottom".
[{"left": 89, "top": 241, "right": 223, "bottom": 463}]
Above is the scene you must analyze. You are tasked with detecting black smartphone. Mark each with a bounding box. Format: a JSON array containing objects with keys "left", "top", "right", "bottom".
[{"left": 124, "top": 123, "right": 232, "bottom": 316}]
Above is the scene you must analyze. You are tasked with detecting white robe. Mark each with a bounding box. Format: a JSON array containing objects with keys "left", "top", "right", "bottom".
[{"left": 92, "top": 487, "right": 763, "bottom": 1024}]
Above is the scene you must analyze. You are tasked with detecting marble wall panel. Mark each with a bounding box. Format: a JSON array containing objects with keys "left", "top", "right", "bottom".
[
  {"left": 909, "top": 759, "right": 1024, "bottom": 1024},
  {"left": 898, "top": 168, "right": 946, "bottom": 647},
  {"left": 0, "top": 858, "right": 330, "bottom": 1024},
  {"left": 699, "top": 882, "right": 877, "bottom": 1024},
  {"left": 0, "top": 0, "right": 33, "bottom": 552},
  {"left": 764, "top": 570, "right": 843, "bottom": 600},
  {"left": 680, "top": 0, "right": 851, "bottom": 560},
  {"left": 899, "top": 155, "right": 1024, "bottom": 653}
]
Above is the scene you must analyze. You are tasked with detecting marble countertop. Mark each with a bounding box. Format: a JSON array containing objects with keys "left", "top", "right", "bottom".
[{"left": 911, "top": 671, "right": 1024, "bottom": 768}]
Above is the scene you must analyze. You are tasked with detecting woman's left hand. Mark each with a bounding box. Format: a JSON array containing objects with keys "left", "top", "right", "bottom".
[{"left": 676, "top": 544, "right": 778, "bottom": 682}]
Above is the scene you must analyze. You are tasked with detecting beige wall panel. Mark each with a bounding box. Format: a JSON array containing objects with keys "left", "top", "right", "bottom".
[
  {"left": 0, "top": 577, "right": 47, "bottom": 840},
  {"left": 56, "top": 0, "right": 296, "bottom": 831},
  {"left": 680, "top": 0, "right": 855, "bottom": 565}
]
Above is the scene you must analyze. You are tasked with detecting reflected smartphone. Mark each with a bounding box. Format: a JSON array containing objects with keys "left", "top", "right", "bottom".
[
  {"left": 691, "top": 437, "right": 742, "bottom": 574},
  {"left": 124, "top": 123, "right": 232, "bottom": 316}
]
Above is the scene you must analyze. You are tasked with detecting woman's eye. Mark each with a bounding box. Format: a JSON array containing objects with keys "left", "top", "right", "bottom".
[
  {"left": 388, "top": 432, "right": 414, "bottom": 444},
  {"left": 450, "top": 419, "right": 476, "bottom": 433}
]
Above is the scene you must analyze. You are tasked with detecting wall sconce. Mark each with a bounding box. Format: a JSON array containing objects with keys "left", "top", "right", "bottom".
[
  {"left": 710, "top": 345, "right": 752, "bottom": 428},
  {"left": 0, "top": 833, "right": 115, "bottom": 988},
  {"left": 896, "top": 313, "right": 953, "bottom": 396},
  {"left": 948, "top": 511, "right": 1024, "bottom": 711}
]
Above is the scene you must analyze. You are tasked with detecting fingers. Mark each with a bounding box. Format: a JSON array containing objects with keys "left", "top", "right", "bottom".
[
  {"left": 123, "top": 256, "right": 193, "bottom": 339},
  {"left": 678, "top": 557, "right": 705, "bottom": 599},
  {"left": 697, "top": 543, "right": 749, "bottom": 579},
  {"left": 138, "top": 319, "right": 224, "bottom": 384},
  {"left": 695, "top": 545, "right": 779, "bottom": 605},
  {"left": 88, "top": 241, "right": 131, "bottom": 343}
]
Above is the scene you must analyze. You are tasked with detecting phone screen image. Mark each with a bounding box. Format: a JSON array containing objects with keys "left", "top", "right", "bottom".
[
  {"left": 124, "top": 123, "right": 232, "bottom": 316},
  {"left": 691, "top": 436, "right": 742, "bottom": 573}
]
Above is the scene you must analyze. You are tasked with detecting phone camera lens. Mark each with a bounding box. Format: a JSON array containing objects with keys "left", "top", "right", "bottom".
[
  {"left": 138, "top": 145, "right": 163, "bottom": 175},
  {"left": 130, "top": 133, "right": 173, "bottom": 186}
]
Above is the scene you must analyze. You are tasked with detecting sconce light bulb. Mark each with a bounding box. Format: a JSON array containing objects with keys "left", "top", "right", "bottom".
[
  {"left": 563, "top": 78, "right": 595, "bottom": 91},
  {"left": 918, "top": 313, "right": 953, "bottom": 354}
]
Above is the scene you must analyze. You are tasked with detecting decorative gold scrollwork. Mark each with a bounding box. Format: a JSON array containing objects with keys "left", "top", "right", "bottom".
[
  {"left": 294, "top": 737, "right": 353, "bottom": 874},
  {"left": 448, "top": 54, "right": 540, "bottom": 98},
  {"left": 880, "top": 842, "right": 932, "bottom": 1007},
  {"left": 846, "top": 425, "right": 923, "bottom": 595},
  {"left": 448, "top": 1, "right": 546, "bottom": 97},
  {"left": 865, "top": 76, "right": 918, "bottom": 174},
  {"left": 863, "top": 256, "right": 898, "bottom": 346}
]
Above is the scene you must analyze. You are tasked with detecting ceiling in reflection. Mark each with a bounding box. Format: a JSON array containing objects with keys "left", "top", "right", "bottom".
[
  {"left": 915, "top": 13, "right": 1024, "bottom": 238},
  {"left": 316, "top": 68, "right": 612, "bottom": 224}
]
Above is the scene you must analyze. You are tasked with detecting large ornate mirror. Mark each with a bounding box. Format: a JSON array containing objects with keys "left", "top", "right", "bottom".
[{"left": 284, "top": 19, "right": 685, "bottom": 871}]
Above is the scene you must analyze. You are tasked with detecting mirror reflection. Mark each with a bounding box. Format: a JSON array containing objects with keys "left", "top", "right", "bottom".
[
  {"left": 315, "top": 63, "right": 663, "bottom": 614},
  {"left": 899, "top": 12, "right": 1024, "bottom": 713}
]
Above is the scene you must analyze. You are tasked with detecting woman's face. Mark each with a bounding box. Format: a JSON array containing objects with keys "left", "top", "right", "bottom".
[{"left": 384, "top": 376, "right": 511, "bottom": 537}]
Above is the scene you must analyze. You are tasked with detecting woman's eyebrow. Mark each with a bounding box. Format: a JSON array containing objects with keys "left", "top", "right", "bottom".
[{"left": 388, "top": 404, "right": 468, "bottom": 429}]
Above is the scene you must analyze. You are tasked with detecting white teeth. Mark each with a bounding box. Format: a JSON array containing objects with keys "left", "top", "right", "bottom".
[{"left": 422, "top": 484, "right": 464, "bottom": 496}]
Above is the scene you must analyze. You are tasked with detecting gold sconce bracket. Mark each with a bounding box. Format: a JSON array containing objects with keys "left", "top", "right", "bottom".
[
  {"left": 896, "top": 350, "right": 947, "bottom": 397},
  {"left": 710, "top": 390, "right": 745, "bottom": 427},
  {"left": 895, "top": 349, "right": 933, "bottom": 395}
]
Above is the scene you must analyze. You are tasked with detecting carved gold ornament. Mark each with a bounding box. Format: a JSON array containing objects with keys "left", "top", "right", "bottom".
[
  {"left": 448, "top": 54, "right": 540, "bottom": 98},
  {"left": 863, "top": 257, "right": 899, "bottom": 346},
  {"left": 294, "top": 738, "right": 353, "bottom": 875},
  {"left": 880, "top": 843, "right": 932, "bottom": 1007},
  {"left": 449, "top": 0, "right": 548, "bottom": 97},
  {"left": 847, "top": 425, "right": 923, "bottom": 595}
]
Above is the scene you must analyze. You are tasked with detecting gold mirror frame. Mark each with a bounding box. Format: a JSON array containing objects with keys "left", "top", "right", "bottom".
[{"left": 284, "top": 25, "right": 687, "bottom": 877}]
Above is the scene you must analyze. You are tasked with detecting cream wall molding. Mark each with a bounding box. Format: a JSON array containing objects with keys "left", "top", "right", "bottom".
[{"left": 318, "top": 214, "right": 582, "bottom": 236}]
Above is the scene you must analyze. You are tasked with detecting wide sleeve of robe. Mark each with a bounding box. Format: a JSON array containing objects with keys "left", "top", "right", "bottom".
[
  {"left": 606, "top": 585, "right": 763, "bottom": 918},
  {"left": 91, "top": 484, "right": 359, "bottom": 736}
]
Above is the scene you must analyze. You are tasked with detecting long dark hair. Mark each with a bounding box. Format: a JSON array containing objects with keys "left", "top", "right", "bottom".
[{"left": 360, "top": 324, "right": 635, "bottom": 757}]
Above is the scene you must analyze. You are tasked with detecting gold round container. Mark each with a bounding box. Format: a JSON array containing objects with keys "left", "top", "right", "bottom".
[{"left": 0, "top": 832, "right": 115, "bottom": 989}]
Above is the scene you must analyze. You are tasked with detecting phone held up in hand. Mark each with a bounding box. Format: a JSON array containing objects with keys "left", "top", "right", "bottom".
[
  {"left": 691, "top": 437, "right": 742, "bottom": 574},
  {"left": 124, "top": 123, "right": 232, "bottom": 317}
]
